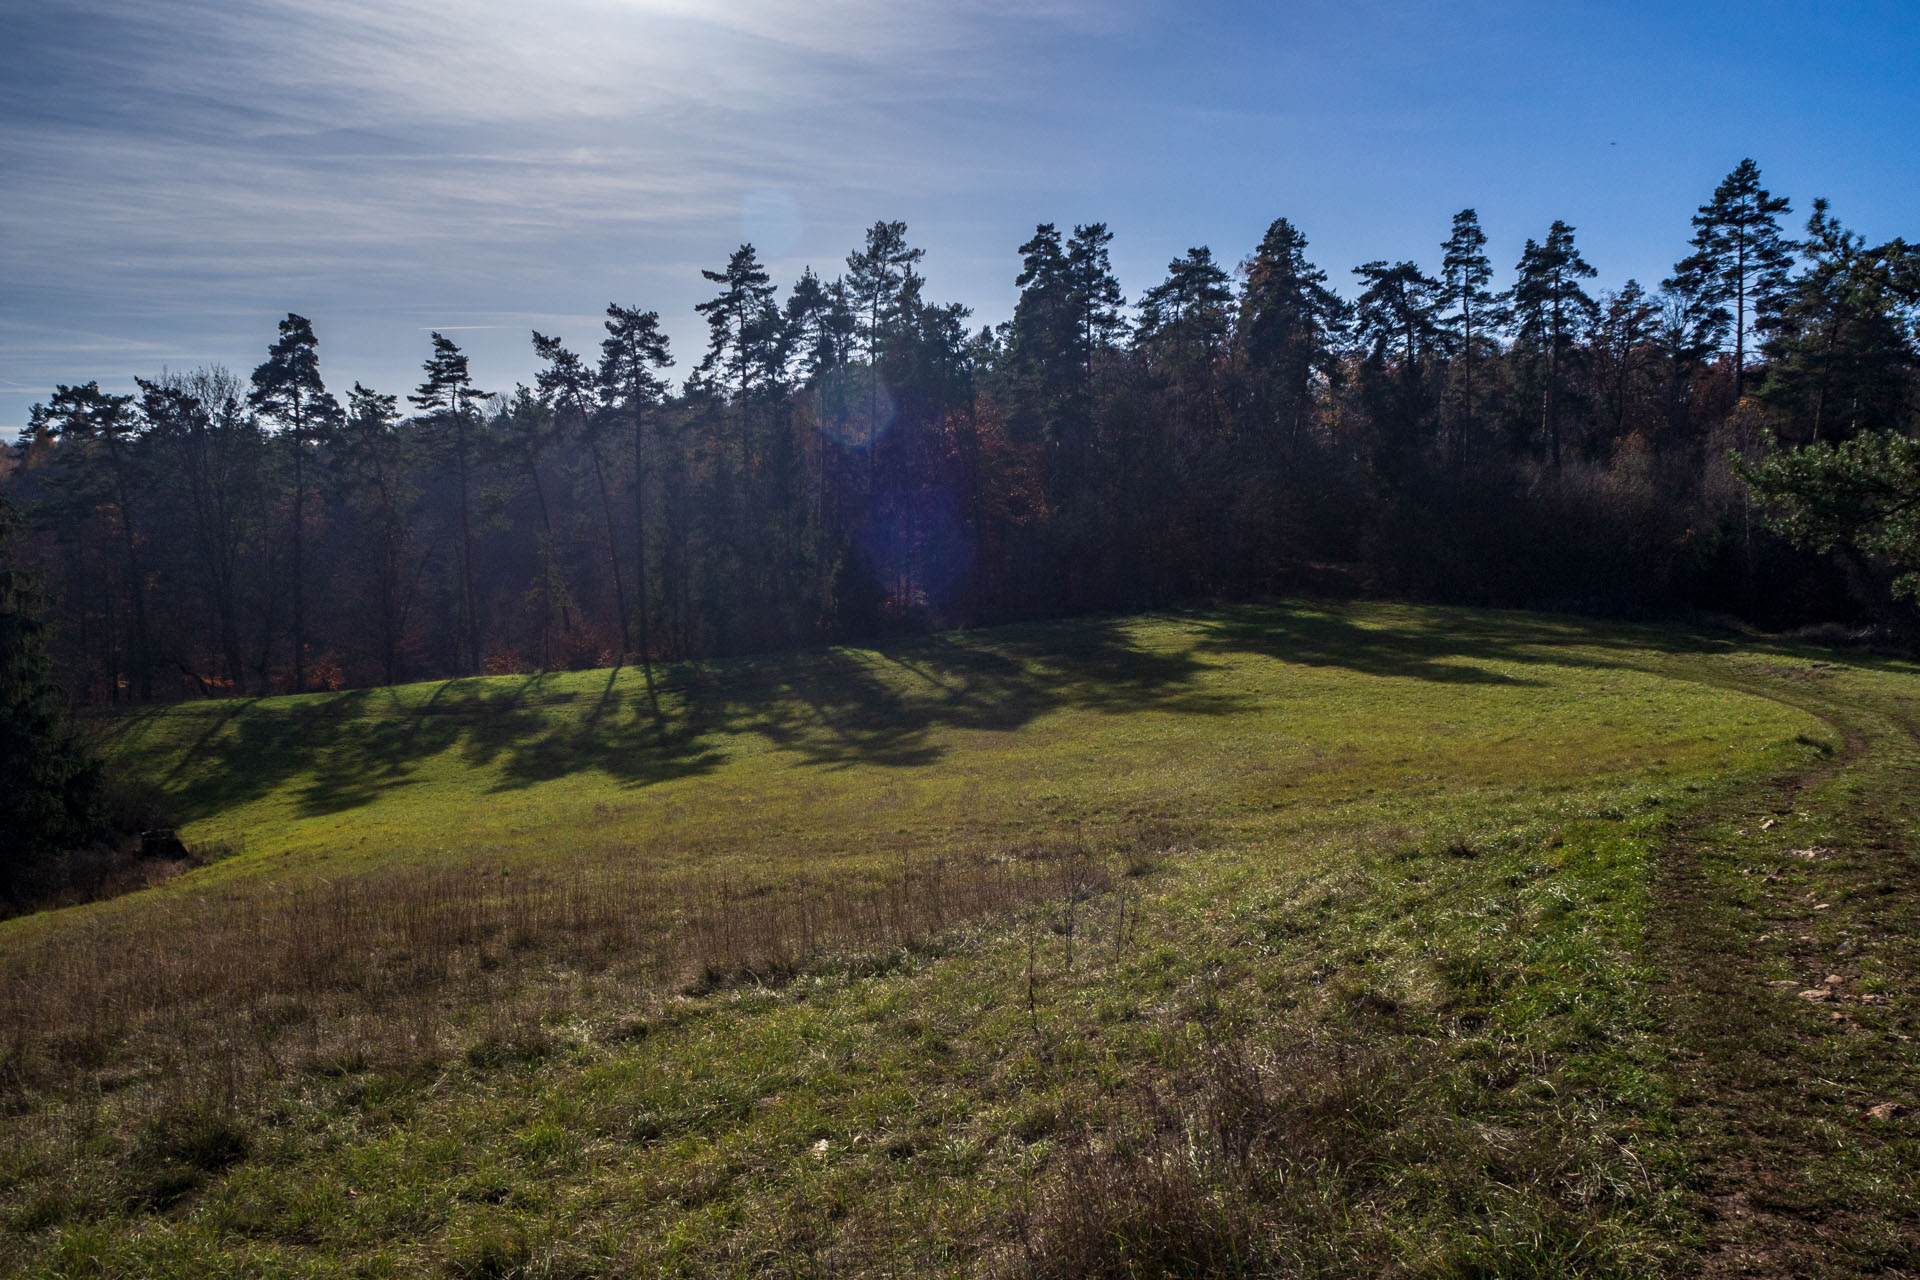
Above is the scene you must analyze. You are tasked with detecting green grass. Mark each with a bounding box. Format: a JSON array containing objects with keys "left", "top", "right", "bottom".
[
  {"left": 92, "top": 605, "right": 1802, "bottom": 883},
  {"left": 3, "top": 600, "right": 1915, "bottom": 1277}
]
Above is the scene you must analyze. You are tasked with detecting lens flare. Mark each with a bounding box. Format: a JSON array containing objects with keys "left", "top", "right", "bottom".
[
  {"left": 859, "top": 479, "right": 974, "bottom": 614},
  {"left": 812, "top": 367, "right": 895, "bottom": 449}
]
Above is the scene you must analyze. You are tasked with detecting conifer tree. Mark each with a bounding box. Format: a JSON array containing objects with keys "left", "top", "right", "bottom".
[
  {"left": 533, "top": 331, "right": 631, "bottom": 655},
  {"left": 1438, "top": 209, "right": 1507, "bottom": 460},
  {"left": 1137, "top": 247, "right": 1234, "bottom": 371},
  {"left": 782, "top": 269, "right": 855, "bottom": 386},
  {"left": 1066, "top": 223, "right": 1127, "bottom": 369},
  {"left": 1353, "top": 259, "right": 1445, "bottom": 472},
  {"left": 333, "top": 383, "right": 414, "bottom": 686},
  {"left": 1667, "top": 159, "right": 1795, "bottom": 400},
  {"left": 1511, "top": 221, "right": 1600, "bottom": 466},
  {"left": 1006, "top": 224, "right": 1076, "bottom": 460},
  {"left": 1590, "top": 280, "right": 1663, "bottom": 444},
  {"left": 1759, "top": 200, "right": 1919, "bottom": 441},
  {"left": 844, "top": 221, "right": 925, "bottom": 443},
  {"left": 500, "top": 385, "right": 571, "bottom": 664},
  {"left": 249, "top": 313, "right": 340, "bottom": 691},
  {"left": 35, "top": 383, "right": 152, "bottom": 700},
  {"left": 696, "top": 244, "right": 778, "bottom": 398},
  {"left": 1237, "top": 218, "right": 1345, "bottom": 454},
  {"left": 845, "top": 221, "right": 925, "bottom": 367},
  {"left": 409, "top": 333, "right": 489, "bottom": 674},
  {"left": 598, "top": 305, "right": 672, "bottom": 692},
  {"left": 1352, "top": 260, "right": 1444, "bottom": 369}
]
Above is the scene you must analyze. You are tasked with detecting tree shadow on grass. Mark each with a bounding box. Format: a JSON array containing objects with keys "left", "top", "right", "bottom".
[
  {"left": 137, "top": 614, "right": 1238, "bottom": 823},
  {"left": 127, "top": 600, "right": 1847, "bottom": 827},
  {"left": 1188, "top": 600, "right": 1748, "bottom": 685}
]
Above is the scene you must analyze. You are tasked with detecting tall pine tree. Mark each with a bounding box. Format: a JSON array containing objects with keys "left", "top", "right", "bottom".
[
  {"left": 1666, "top": 159, "right": 1794, "bottom": 400},
  {"left": 1438, "top": 209, "right": 1507, "bottom": 462},
  {"left": 598, "top": 305, "right": 673, "bottom": 693},
  {"left": 409, "top": 333, "right": 489, "bottom": 675},
  {"left": 1237, "top": 218, "right": 1345, "bottom": 455},
  {"left": 249, "top": 313, "right": 340, "bottom": 691},
  {"left": 1511, "top": 221, "right": 1599, "bottom": 466},
  {"left": 534, "top": 331, "right": 632, "bottom": 655}
]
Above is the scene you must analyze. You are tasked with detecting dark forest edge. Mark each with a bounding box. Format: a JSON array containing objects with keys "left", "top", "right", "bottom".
[{"left": 5, "top": 157, "right": 1920, "bottom": 715}]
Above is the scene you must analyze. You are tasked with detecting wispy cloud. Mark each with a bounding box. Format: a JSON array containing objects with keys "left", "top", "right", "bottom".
[
  {"left": 7, "top": 0, "right": 1917, "bottom": 430},
  {"left": 0, "top": 0, "right": 1136, "bottom": 423}
]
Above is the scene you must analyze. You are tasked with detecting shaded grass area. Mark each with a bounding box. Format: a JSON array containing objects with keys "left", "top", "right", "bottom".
[{"left": 4, "top": 601, "right": 1907, "bottom": 1276}]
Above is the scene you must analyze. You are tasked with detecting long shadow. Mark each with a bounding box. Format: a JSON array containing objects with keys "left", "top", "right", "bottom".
[
  {"left": 1188, "top": 600, "right": 1745, "bottom": 685},
  {"left": 123, "top": 613, "right": 1239, "bottom": 824},
  {"left": 122, "top": 601, "right": 1876, "bottom": 828}
]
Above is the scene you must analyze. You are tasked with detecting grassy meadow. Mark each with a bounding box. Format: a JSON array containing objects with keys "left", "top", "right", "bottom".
[{"left": 3, "top": 602, "right": 1916, "bottom": 1277}]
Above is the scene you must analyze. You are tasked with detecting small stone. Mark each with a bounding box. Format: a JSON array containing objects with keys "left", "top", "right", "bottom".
[
  {"left": 1866, "top": 1103, "right": 1911, "bottom": 1122},
  {"left": 1799, "top": 988, "right": 1835, "bottom": 1002},
  {"left": 1814, "top": 903, "right": 1831, "bottom": 911},
  {"left": 1824, "top": 975, "right": 1845, "bottom": 986}
]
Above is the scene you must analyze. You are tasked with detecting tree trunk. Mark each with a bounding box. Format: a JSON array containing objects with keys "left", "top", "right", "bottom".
[
  {"left": 632, "top": 410, "right": 656, "bottom": 705},
  {"left": 291, "top": 435, "right": 306, "bottom": 692},
  {"left": 455, "top": 414, "right": 480, "bottom": 675},
  {"left": 587, "top": 441, "right": 631, "bottom": 657}
]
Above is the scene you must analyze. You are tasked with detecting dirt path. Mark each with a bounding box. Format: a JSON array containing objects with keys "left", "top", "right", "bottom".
[{"left": 1652, "top": 667, "right": 1920, "bottom": 1276}]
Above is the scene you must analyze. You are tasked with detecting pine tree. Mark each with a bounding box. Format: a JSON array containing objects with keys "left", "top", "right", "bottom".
[
  {"left": 0, "top": 489, "right": 101, "bottom": 894},
  {"left": 1759, "top": 200, "right": 1919, "bottom": 441},
  {"left": 1438, "top": 209, "right": 1507, "bottom": 461},
  {"left": 500, "top": 385, "right": 571, "bottom": 664},
  {"left": 696, "top": 244, "right": 778, "bottom": 397},
  {"left": 598, "top": 305, "right": 672, "bottom": 694},
  {"left": 1006, "top": 223, "right": 1076, "bottom": 462},
  {"left": 333, "top": 383, "right": 414, "bottom": 686},
  {"left": 1590, "top": 280, "right": 1663, "bottom": 445},
  {"left": 1237, "top": 217, "right": 1345, "bottom": 454},
  {"left": 409, "top": 333, "right": 489, "bottom": 674},
  {"left": 845, "top": 221, "right": 925, "bottom": 367},
  {"left": 249, "top": 314, "right": 340, "bottom": 691},
  {"left": 1137, "top": 247, "right": 1234, "bottom": 372},
  {"left": 844, "top": 221, "right": 925, "bottom": 445},
  {"left": 533, "top": 331, "right": 631, "bottom": 655},
  {"left": 1353, "top": 259, "right": 1445, "bottom": 473},
  {"left": 35, "top": 383, "right": 153, "bottom": 700},
  {"left": 1066, "top": 223, "right": 1127, "bottom": 368},
  {"left": 1666, "top": 159, "right": 1795, "bottom": 400},
  {"left": 1352, "top": 260, "right": 1444, "bottom": 369},
  {"left": 1511, "top": 221, "right": 1600, "bottom": 466},
  {"left": 782, "top": 269, "right": 855, "bottom": 386}
]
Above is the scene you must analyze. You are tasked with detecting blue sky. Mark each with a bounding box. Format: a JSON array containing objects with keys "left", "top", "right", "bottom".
[{"left": 3, "top": 0, "right": 1916, "bottom": 430}]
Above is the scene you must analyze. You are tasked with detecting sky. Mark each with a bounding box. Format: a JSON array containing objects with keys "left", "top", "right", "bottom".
[{"left": 3, "top": 0, "right": 1918, "bottom": 431}]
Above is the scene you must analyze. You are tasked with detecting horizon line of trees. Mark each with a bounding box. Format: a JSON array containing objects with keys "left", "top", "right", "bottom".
[{"left": 5, "top": 158, "right": 1919, "bottom": 705}]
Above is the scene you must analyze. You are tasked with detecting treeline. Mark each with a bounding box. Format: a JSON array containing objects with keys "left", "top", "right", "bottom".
[{"left": 6, "top": 159, "right": 1919, "bottom": 702}]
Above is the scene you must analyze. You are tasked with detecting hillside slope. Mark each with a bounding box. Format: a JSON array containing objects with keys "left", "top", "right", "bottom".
[{"left": 3, "top": 602, "right": 1914, "bottom": 1277}]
